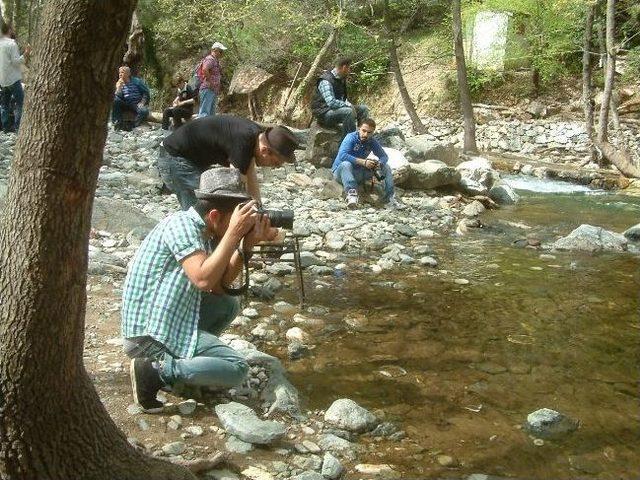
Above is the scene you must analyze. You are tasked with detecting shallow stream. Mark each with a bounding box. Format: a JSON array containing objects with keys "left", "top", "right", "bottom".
[{"left": 287, "top": 176, "right": 639, "bottom": 479}]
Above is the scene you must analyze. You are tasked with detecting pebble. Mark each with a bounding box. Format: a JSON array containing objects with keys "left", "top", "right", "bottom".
[
  {"left": 177, "top": 399, "right": 197, "bottom": 415},
  {"left": 454, "top": 278, "right": 470, "bottom": 285},
  {"left": 436, "top": 454, "right": 459, "bottom": 467},
  {"left": 162, "top": 441, "right": 186, "bottom": 456}
]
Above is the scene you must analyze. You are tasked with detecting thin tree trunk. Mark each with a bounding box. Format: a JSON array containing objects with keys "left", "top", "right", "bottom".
[
  {"left": 452, "top": 0, "right": 478, "bottom": 154},
  {"left": 2, "top": 0, "right": 12, "bottom": 27},
  {"left": 383, "top": 0, "right": 426, "bottom": 134},
  {"left": 0, "top": 1, "right": 193, "bottom": 479},
  {"left": 597, "top": 0, "right": 616, "bottom": 146},
  {"left": 281, "top": 28, "right": 337, "bottom": 123},
  {"left": 123, "top": 9, "right": 144, "bottom": 75},
  {"left": 582, "top": 2, "right": 596, "bottom": 162},
  {"left": 595, "top": 141, "right": 640, "bottom": 178}
]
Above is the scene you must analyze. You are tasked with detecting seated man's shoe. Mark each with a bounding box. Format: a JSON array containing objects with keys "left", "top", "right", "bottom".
[
  {"left": 346, "top": 189, "right": 359, "bottom": 209},
  {"left": 385, "top": 195, "right": 405, "bottom": 210},
  {"left": 130, "top": 358, "right": 165, "bottom": 413}
]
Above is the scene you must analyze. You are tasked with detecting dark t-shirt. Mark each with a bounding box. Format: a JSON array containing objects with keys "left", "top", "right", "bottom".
[
  {"left": 163, "top": 115, "right": 262, "bottom": 173},
  {"left": 178, "top": 84, "right": 196, "bottom": 102}
]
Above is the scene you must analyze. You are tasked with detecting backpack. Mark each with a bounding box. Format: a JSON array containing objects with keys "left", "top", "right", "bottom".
[{"left": 189, "top": 59, "right": 205, "bottom": 91}]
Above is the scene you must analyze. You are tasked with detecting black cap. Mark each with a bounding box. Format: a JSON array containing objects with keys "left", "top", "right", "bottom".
[{"left": 265, "top": 126, "right": 299, "bottom": 163}]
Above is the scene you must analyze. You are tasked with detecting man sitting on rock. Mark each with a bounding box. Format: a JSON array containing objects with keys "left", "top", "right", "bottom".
[
  {"left": 112, "top": 65, "right": 150, "bottom": 131},
  {"left": 311, "top": 57, "right": 369, "bottom": 136},
  {"left": 159, "top": 114, "right": 299, "bottom": 210},
  {"left": 161, "top": 73, "right": 197, "bottom": 130},
  {"left": 122, "top": 168, "right": 277, "bottom": 412},
  {"left": 332, "top": 118, "right": 403, "bottom": 210}
]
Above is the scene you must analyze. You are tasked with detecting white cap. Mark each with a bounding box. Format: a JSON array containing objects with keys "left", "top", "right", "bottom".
[{"left": 211, "top": 42, "right": 227, "bottom": 51}]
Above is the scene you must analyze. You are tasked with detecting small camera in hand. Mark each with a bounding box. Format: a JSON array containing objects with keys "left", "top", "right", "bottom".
[{"left": 373, "top": 169, "right": 385, "bottom": 181}]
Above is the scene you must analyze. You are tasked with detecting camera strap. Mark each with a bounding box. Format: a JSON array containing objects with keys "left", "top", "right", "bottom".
[{"left": 221, "top": 247, "right": 251, "bottom": 297}]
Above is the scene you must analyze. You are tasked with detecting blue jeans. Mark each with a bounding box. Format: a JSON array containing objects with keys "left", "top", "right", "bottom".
[
  {"left": 157, "top": 146, "right": 202, "bottom": 210},
  {"left": 112, "top": 96, "right": 149, "bottom": 127},
  {"left": 321, "top": 104, "right": 369, "bottom": 136},
  {"left": 0, "top": 80, "right": 24, "bottom": 132},
  {"left": 124, "top": 294, "right": 248, "bottom": 390},
  {"left": 333, "top": 161, "right": 395, "bottom": 201},
  {"left": 198, "top": 89, "right": 217, "bottom": 117}
]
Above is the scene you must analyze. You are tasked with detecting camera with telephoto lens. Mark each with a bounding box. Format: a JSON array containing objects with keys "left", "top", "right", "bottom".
[{"left": 255, "top": 207, "right": 294, "bottom": 229}]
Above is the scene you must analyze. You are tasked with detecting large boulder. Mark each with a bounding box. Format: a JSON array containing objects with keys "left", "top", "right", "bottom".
[
  {"left": 404, "top": 160, "right": 461, "bottom": 190},
  {"left": 215, "top": 402, "right": 286, "bottom": 445},
  {"left": 489, "top": 183, "right": 519, "bottom": 205},
  {"left": 552, "top": 224, "right": 627, "bottom": 252},
  {"left": 369, "top": 147, "right": 410, "bottom": 186},
  {"left": 404, "top": 137, "right": 458, "bottom": 165},
  {"left": 305, "top": 122, "right": 342, "bottom": 168},
  {"left": 456, "top": 156, "right": 499, "bottom": 195}
]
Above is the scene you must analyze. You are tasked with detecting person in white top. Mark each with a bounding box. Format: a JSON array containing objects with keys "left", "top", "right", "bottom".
[{"left": 0, "top": 23, "right": 30, "bottom": 132}]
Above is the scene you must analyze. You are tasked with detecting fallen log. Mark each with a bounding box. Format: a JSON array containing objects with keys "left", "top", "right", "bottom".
[{"left": 594, "top": 140, "right": 640, "bottom": 178}]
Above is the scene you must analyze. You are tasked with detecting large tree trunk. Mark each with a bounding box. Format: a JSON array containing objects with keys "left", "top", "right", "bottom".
[
  {"left": 582, "top": 1, "right": 597, "bottom": 162},
  {"left": 0, "top": 1, "right": 193, "bottom": 479},
  {"left": 597, "top": 0, "right": 616, "bottom": 145},
  {"left": 452, "top": 0, "right": 478, "bottom": 154},
  {"left": 281, "top": 28, "right": 337, "bottom": 123},
  {"left": 383, "top": 0, "right": 426, "bottom": 135}
]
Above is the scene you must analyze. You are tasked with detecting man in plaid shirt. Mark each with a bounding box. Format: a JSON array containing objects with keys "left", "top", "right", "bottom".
[
  {"left": 310, "top": 57, "right": 369, "bottom": 136},
  {"left": 122, "top": 167, "right": 276, "bottom": 412},
  {"left": 197, "top": 41, "right": 226, "bottom": 117}
]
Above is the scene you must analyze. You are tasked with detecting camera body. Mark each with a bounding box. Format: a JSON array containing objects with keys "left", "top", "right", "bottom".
[
  {"left": 255, "top": 207, "right": 294, "bottom": 229},
  {"left": 373, "top": 169, "right": 385, "bottom": 182}
]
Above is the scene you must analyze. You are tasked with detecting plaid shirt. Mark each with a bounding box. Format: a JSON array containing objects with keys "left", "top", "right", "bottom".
[
  {"left": 318, "top": 69, "right": 350, "bottom": 109},
  {"left": 121, "top": 207, "right": 211, "bottom": 359},
  {"left": 200, "top": 54, "right": 222, "bottom": 94}
]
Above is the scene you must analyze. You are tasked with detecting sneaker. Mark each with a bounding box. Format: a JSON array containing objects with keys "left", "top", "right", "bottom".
[
  {"left": 346, "top": 189, "right": 359, "bottom": 209},
  {"left": 130, "top": 358, "right": 165, "bottom": 413},
  {"left": 385, "top": 195, "right": 405, "bottom": 210}
]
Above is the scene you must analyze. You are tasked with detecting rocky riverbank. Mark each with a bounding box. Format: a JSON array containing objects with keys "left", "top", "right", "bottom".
[{"left": 1, "top": 121, "right": 639, "bottom": 479}]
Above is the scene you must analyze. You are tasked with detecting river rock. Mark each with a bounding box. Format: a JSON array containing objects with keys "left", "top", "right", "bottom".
[
  {"left": 623, "top": 223, "right": 640, "bottom": 241},
  {"left": 456, "top": 157, "right": 498, "bottom": 195},
  {"left": 92, "top": 197, "right": 157, "bottom": 235},
  {"left": 215, "top": 402, "right": 286, "bottom": 444},
  {"left": 405, "top": 137, "right": 458, "bottom": 165},
  {"left": 206, "top": 470, "right": 241, "bottom": 480},
  {"left": 462, "top": 200, "right": 486, "bottom": 217},
  {"left": 305, "top": 123, "right": 341, "bottom": 167},
  {"left": 317, "top": 434, "right": 359, "bottom": 458},
  {"left": 241, "top": 466, "right": 275, "bottom": 480},
  {"left": 404, "top": 160, "right": 461, "bottom": 190},
  {"left": 489, "top": 183, "right": 519, "bottom": 205},
  {"left": 290, "top": 472, "right": 324, "bottom": 480},
  {"left": 524, "top": 408, "right": 578, "bottom": 439},
  {"left": 324, "top": 398, "right": 378, "bottom": 432},
  {"left": 321, "top": 452, "right": 344, "bottom": 479},
  {"left": 552, "top": 224, "right": 627, "bottom": 252},
  {"left": 162, "top": 441, "right": 186, "bottom": 456},
  {"left": 225, "top": 435, "right": 254, "bottom": 453},
  {"left": 177, "top": 399, "right": 197, "bottom": 415}
]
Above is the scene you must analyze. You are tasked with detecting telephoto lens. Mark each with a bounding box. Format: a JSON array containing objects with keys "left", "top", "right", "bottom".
[{"left": 257, "top": 208, "right": 294, "bottom": 229}]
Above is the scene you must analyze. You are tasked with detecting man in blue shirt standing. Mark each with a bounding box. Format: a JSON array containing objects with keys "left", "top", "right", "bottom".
[{"left": 332, "top": 118, "right": 404, "bottom": 210}]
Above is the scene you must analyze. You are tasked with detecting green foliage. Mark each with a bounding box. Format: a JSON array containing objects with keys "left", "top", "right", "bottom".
[
  {"left": 465, "top": 65, "right": 505, "bottom": 96},
  {"left": 622, "top": 46, "right": 640, "bottom": 83},
  {"left": 465, "top": 0, "right": 587, "bottom": 88}
]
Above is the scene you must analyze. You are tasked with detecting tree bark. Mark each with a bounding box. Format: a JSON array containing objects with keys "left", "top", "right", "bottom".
[
  {"left": 281, "top": 28, "right": 337, "bottom": 123},
  {"left": 582, "top": 2, "right": 597, "bottom": 162},
  {"left": 597, "top": 0, "right": 616, "bottom": 145},
  {"left": 452, "top": 0, "right": 477, "bottom": 154},
  {"left": 383, "top": 0, "right": 426, "bottom": 135},
  {"left": 595, "top": 141, "right": 640, "bottom": 178},
  {"left": 0, "top": 1, "right": 194, "bottom": 479},
  {"left": 123, "top": 9, "right": 144, "bottom": 76}
]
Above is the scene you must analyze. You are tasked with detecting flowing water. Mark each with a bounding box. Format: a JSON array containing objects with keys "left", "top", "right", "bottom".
[{"left": 287, "top": 177, "right": 640, "bottom": 479}]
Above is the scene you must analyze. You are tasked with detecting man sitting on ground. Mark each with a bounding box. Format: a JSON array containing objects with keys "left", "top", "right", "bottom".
[
  {"left": 112, "top": 65, "right": 150, "bottom": 130},
  {"left": 332, "top": 118, "right": 404, "bottom": 210},
  {"left": 159, "top": 114, "right": 299, "bottom": 210},
  {"left": 122, "top": 168, "right": 277, "bottom": 412},
  {"left": 161, "top": 73, "right": 196, "bottom": 130},
  {"left": 310, "top": 57, "right": 369, "bottom": 136}
]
